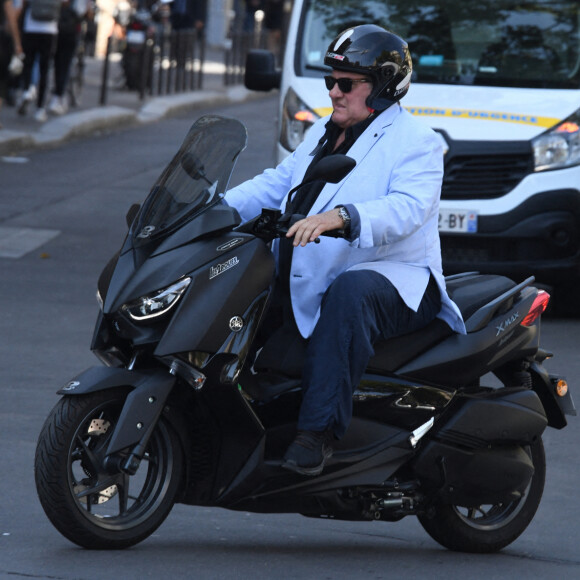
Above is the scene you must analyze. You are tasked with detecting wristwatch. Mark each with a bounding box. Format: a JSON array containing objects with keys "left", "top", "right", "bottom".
[{"left": 337, "top": 205, "right": 351, "bottom": 232}]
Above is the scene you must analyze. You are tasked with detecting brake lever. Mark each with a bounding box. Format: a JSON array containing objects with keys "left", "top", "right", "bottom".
[{"left": 313, "top": 228, "right": 344, "bottom": 243}]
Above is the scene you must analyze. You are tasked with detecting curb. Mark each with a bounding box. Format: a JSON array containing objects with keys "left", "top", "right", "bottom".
[{"left": 0, "top": 86, "right": 267, "bottom": 157}]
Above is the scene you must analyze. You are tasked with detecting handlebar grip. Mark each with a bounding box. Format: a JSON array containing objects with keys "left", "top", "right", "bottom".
[
  {"left": 244, "top": 209, "right": 347, "bottom": 243},
  {"left": 313, "top": 229, "right": 345, "bottom": 244},
  {"left": 321, "top": 229, "right": 344, "bottom": 238}
]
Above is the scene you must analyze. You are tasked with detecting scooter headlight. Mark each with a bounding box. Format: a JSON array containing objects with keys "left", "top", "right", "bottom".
[
  {"left": 122, "top": 277, "right": 191, "bottom": 321},
  {"left": 532, "top": 109, "right": 580, "bottom": 171}
]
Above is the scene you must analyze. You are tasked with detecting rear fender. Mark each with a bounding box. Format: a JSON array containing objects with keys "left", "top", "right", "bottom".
[
  {"left": 530, "top": 360, "right": 576, "bottom": 429},
  {"left": 58, "top": 366, "right": 177, "bottom": 457}
]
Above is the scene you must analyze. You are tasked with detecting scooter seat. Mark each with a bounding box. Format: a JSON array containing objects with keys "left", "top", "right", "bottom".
[
  {"left": 445, "top": 273, "right": 516, "bottom": 320},
  {"left": 254, "top": 273, "right": 517, "bottom": 378}
]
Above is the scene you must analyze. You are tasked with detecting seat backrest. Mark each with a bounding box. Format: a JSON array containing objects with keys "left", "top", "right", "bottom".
[{"left": 446, "top": 274, "right": 516, "bottom": 320}]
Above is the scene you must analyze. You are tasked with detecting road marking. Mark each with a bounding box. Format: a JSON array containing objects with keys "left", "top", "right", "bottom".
[
  {"left": 0, "top": 226, "right": 60, "bottom": 259},
  {"left": 1, "top": 156, "right": 30, "bottom": 164}
]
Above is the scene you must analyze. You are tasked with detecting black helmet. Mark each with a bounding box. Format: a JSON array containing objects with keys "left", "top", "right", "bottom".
[{"left": 324, "top": 24, "right": 413, "bottom": 112}]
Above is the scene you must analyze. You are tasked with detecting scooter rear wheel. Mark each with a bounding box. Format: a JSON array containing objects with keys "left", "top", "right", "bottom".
[
  {"left": 417, "top": 439, "right": 545, "bottom": 553},
  {"left": 34, "top": 388, "right": 183, "bottom": 549}
]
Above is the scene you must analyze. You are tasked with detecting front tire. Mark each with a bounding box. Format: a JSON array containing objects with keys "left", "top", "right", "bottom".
[
  {"left": 34, "top": 388, "right": 183, "bottom": 549},
  {"left": 418, "top": 439, "right": 545, "bottom": 553}
]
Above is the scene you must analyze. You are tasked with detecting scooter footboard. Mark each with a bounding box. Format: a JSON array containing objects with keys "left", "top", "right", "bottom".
[{"left": 413, "top": 387, "right": 547, "bottom": 505}]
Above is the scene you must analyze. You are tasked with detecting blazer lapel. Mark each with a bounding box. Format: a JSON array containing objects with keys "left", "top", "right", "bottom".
[{"left": 308, "top": 106, "right": 399, "bottom": 216}]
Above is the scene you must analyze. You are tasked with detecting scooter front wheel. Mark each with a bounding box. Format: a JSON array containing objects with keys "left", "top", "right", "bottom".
[
  {"left": 417, "top": 439, "right": 545, "bottom": 553},
  {"left": 34, "top": 388, "right": 183, "bottom": 549}
]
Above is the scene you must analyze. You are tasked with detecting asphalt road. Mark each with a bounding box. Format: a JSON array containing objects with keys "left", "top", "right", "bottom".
[{"left": 0, "top": 94, "right": 579, "bottom": 579}]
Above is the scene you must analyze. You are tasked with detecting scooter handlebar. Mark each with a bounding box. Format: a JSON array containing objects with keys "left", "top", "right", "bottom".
[
  {"left": 235, "top": 208, "right": 345, "bottom": 242},
  {"left": 276, "top": 213, "right": 346, "bottom": 243}
]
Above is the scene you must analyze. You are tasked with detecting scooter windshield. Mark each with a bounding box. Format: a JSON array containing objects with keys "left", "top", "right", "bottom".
[{"left": 132, "top": 115, "right": 247, "bottom": 247}]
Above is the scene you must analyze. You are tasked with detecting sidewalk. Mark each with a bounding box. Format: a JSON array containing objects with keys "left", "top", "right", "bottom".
[{"left": 0, "top": 48, "right": 261, "bottom": 157}]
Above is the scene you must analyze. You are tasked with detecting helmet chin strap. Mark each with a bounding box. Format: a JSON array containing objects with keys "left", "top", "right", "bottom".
[
  {"left": 367, "top": 94, "right": 397, "bottom": 112},
  {"left": 365, "top": 85, "right": 394, "bottom": 113}
]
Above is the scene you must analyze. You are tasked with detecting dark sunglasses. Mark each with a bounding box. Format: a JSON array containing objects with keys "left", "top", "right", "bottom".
[{"left": 324, "top": 75, "right": 371, "bottom": 93}]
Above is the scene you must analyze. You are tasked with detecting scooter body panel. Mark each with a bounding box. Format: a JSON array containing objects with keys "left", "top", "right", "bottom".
[
  {"left": 156, "top": 237, "right": 275, "bottom": 356},
  {"left": 398, "top": 288, "right": 540, "bottom": 385}
]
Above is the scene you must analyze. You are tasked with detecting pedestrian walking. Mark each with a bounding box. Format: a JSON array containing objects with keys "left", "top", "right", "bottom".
[
  {"left": 0, "top": 0, "right": 24, "bottom": 127},
  {"left": 263, "top": 0, "right": 283, "bottom": 60},
  {"left": 18, "top": 0, "right": 64, "bottom": 122},
  {"left": 48, "top": 0, "right": 87, "bottom": 115},
  {"left": 169, "top": 0, "right": 207, "bottom": 32}
]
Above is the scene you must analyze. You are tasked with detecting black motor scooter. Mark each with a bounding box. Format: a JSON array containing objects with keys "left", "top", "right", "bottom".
[
  {"left": 122, "top": 5, "right": 155, "bottom": 91},
  {"left": 34, "top": 115, "right": 575, "bottom": 552}
]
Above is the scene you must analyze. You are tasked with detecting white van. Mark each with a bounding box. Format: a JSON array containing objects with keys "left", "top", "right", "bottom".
[{"left": 245, "top": 0, "right": 580, "bottom": 311}]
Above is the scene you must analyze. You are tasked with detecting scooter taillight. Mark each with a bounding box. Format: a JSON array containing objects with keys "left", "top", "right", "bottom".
[{"left": 520, "top": 289, "right": 550, "bottom": 327}]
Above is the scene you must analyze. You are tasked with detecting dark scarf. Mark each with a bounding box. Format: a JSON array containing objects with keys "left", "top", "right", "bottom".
[{"left": 278, "top": 113, "right": 376, "bottom": 296}]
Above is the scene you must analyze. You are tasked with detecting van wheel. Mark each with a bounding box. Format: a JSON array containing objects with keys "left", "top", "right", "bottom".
[{"left": 417, "top": 439, "right": 545, "bottom": 553}]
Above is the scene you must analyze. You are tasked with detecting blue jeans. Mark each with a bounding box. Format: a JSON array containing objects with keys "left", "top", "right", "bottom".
[{"left": 298, "top": 270, "right": 441, "bottom": 438}]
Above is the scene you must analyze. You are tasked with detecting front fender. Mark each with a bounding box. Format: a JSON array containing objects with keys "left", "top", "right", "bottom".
[
  {"left": 59, "top": 366, "right": 177, "bottom": 456},
  {"left": 58, "top": 366, "right": 149, "bottom": 395}
]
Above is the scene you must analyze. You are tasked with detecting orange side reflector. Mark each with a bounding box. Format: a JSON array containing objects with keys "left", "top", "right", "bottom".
[
  {"left": 520, "top": 290, "right": 550, "bottom": 327},
  {"left": 556, "top": 379, "right": 568, "bottom": 397}
]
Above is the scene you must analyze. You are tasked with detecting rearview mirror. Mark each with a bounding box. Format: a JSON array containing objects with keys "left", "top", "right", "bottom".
[
  {"left": 181, "top": 153, "right": 212, "bottom": 186},
  {"left": 126, "top": 203, "right": 141, "bottom": 228},
  {"left": 306, "top": 155, "right": 356, "bottom": 185},
  {"left": 286, "top": 155, "right": 356, "bottom": 205}
]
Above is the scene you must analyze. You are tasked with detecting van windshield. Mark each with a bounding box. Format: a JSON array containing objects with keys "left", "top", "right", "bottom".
[{"left": 299, "top": 0, "right": 580, "bottom": 89}]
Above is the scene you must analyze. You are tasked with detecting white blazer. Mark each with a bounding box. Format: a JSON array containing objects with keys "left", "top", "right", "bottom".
[{"left": 226, "top": 104, "right": 466, "bottom": 338}]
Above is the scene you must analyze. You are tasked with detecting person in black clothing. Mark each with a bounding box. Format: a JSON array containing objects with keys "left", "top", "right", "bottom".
[
  {"left": 18, "top": 0, "right": 62, "bottom": 122},
  {"left": 168, "top": 0, "right": 206, "bottom": 88},
  {"left": 242, "top": 0, "right": 261, "bottom": 32},
  {"left": 0, "top": 0, "right": 24, "bottom": 126},
  {"left": 169, "top": 0, "right": 206, "bottom": 31},
  {"left": 48, "top": 1, "right": 86, "bottom": 115},
  {"left": 263, "top": 0, "right": 283, "bottom": 59}
]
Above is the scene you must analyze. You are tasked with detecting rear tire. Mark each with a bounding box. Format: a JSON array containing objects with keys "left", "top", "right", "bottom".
[
  {"left": 34, "top": 388, "right": 183, "bottom": 549},
  {"left": 418, "top": 439, "right": 545, "bottom": 553}
]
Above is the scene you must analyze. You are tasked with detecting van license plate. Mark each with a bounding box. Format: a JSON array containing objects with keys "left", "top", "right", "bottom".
[{"left": 438, "top": 209, "right": 477, "bottom": 233}]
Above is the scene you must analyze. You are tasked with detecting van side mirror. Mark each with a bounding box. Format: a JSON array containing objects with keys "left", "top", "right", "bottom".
[{"left": 244, "top": 49, "right": 281, "bottom": 91}]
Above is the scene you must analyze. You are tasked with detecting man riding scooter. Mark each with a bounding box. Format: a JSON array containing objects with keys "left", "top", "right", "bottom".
[{"left": 225, "top": 24, "right": 465, "bottom": 476}]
